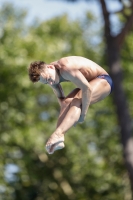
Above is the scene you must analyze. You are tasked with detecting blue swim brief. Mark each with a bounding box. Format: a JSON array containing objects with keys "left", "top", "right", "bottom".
[{"left": 97, "top": 74, "right": 113, "bottom": 93}]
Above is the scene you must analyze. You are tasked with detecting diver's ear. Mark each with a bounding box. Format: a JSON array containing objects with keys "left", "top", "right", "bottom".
[{"left": 47, "top": 65, "right": 55, "bottom": 69}]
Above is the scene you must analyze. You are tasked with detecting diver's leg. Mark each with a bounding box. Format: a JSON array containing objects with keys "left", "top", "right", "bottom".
[{"left": 46, "top": 78, "right": 111, "bottom": 154}]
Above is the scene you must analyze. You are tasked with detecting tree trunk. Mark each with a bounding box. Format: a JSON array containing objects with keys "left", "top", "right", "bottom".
[
  {"left": 99, "top": 0, "right": 133, "bottom": 197},
  {"left": 106, "top": 37, "right": 133, "bottom": 199}
]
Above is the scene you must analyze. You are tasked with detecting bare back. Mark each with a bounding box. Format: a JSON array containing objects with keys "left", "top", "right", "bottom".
[{"left": 51, "top": 56, "right": 108, "bottom": 82}]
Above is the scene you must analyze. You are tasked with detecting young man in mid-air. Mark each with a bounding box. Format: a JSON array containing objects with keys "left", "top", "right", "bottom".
[{"left": 28, "top": 56, "right": 113, "bottom": 154}]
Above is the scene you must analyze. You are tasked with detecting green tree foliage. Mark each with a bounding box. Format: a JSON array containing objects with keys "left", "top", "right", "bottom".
[{"left": 0, "top": 3, "right": 132, "bottom": 200}]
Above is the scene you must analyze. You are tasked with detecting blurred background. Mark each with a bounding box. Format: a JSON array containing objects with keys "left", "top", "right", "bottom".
[{"left": 0, "top": 0, "right": 133, "bottom": 199}]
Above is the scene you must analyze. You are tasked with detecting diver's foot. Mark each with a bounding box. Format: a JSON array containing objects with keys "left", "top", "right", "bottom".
[
  {"left": 53, "top": 142, "right": 65, "bottom": 153},
  {"left": 46, "top": 132, "right": 64, "bottom": 154}
]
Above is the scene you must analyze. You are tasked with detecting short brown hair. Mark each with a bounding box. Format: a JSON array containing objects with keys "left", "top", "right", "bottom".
[{"left": 28, "top": 61, "right": 46, "bottom": 82}]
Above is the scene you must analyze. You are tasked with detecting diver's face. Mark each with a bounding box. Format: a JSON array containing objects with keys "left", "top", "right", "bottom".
[{"left": 39, "top": 65, "right": 59, "bottom": 85}]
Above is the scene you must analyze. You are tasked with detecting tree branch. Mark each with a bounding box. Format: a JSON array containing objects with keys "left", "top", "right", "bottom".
[
  {"left": 99, "top": 0, "right": 111, "bottom": 39},
  {"left": 111, "top": 2, "right": 129, "bottom": 19},
  {"left": 129, "top": 0, "right": 133, "bottom": 5},
  {"left": 115, "top": 10, "right": 133, "bottom": 48}
]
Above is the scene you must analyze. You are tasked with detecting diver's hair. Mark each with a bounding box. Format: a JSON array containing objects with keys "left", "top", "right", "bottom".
[{"left": 28, "top": 61, "right": 46, "bottom": 82}]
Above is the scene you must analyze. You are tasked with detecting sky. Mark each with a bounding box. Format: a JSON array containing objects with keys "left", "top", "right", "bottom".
[
  {"left": 0, "top": 0, "right": 122, "bottom": 22},
  {"left": 0, "top": 0, "right": 122, "bottom": 35},
  {"left": 0, "top": 0, "right": 99, "bottom": 24}
]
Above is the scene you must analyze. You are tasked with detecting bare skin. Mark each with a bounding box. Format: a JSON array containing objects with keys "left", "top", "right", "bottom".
[{"left": 39, "top": 56, "right": 111, "bottom": 154}]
